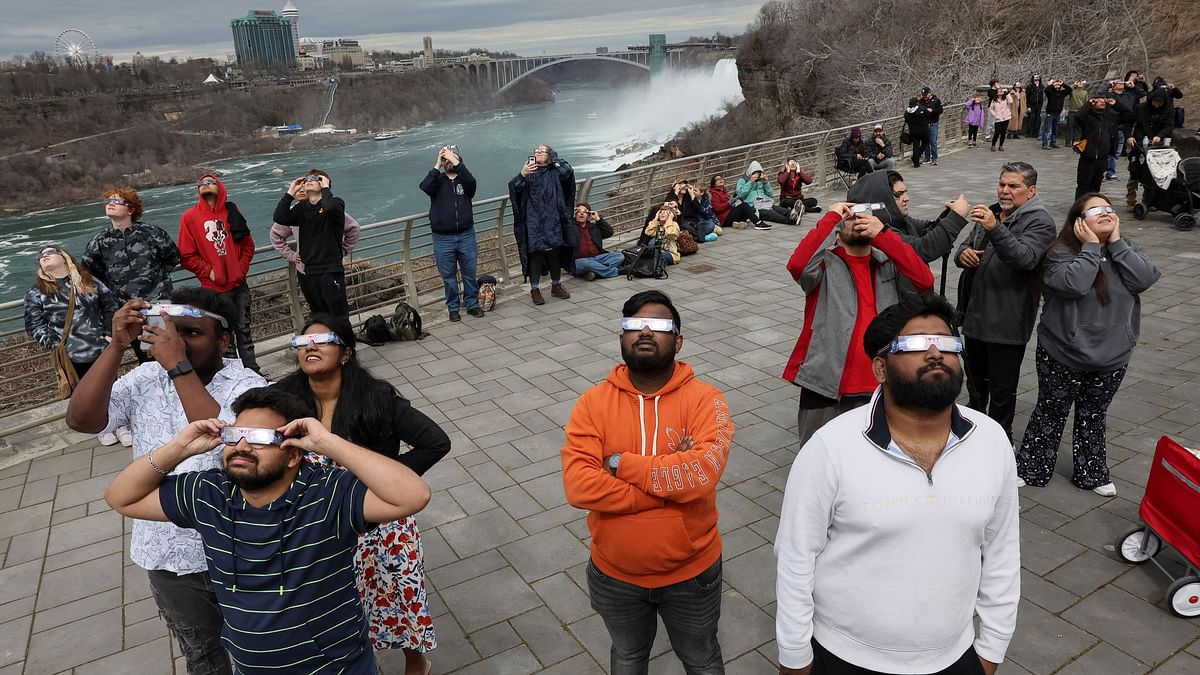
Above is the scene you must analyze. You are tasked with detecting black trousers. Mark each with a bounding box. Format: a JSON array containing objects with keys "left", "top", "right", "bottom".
[
  {"left": 811, "top": 639, "right": 986, "bottom": 675},
  {"left": 910, "top": 132, "right": 930, "bottom": 167},
  {"left": 528, "top": 248, "right": 562, "bottom": 287},
  {"left": 838, "top": 158, "right": 873, "bottom": 176},
  {"left": 1076, "top": 156, "right": 1107, "bottom": 199},
  {"left": 298, "top": 270, "right": 350, "bottom": 319},
  {"left": 968, "top": 125, "right": 979, "bottom": 142},
  {"left": 991, "top": 121, "right": 1009, "bottom": 148},
  {"left": 226, "top": 283, "right": 259, "bottom": 371},
  {"left": 964, "top": 337, "right": 1027, "bottom": 440}
]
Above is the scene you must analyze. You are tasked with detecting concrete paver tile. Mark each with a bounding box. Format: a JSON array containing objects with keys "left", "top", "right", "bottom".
[
  {"left": 35, "top": 552, "right": 122, "bottom": 612},
  {"left": 0, "top": 595, "right": 33, "bottom": 626},
  {"left": 455, "top": 644, "right": 541, "bottom": 675},
  {"left": 1045, "top": 549, "right": 1134, "bottom": 598},
  {"left": 517, "top": 504, "right": 585, "bottom": 535},
  {"left": 0, "top": 615, "right": 31, "bottom": 668},
  {"left": 1019, "top": 526, "right": 1087, "bottom": 576},
  {"left": 440, "top": 567, "right": 542, "bottom": 633},
  {"left": 535, "top": 652, "right": 605, "bottom": 674},
  {"left": 1153, "top": 650, "right": 1200, "bottom": 674},
  {"left": 3, "top": 527, "right": 47, "bottom": 568},
  {"left": 470, "top": 620, "right": 521, "bottom": 657},
  {"left": 26, "top": 450, "right": 91, "bottom": 482},
  {"left": 0, "top": 559, "right": 40, "bottom": 606},
  {"left": 427, "top": 549, "right": 509, "bottom": 590},
  {"left": 448, "top": 481, "right": 500, "bottom": 516},
  {"left": 439, "top": 507, "right": 526, "bottom": 559},
  {"left": 715, "top": 589, "right": 776, "bottom": 660},
  {"left": 500, "top": 526, "right": 588, "bottom": 584},
  {"left": 46, "top": 509, "right": 121, "bottom": 556},
  {"left": 492, "top": 485, "right": 543, "bottom": 521},
  {"left": 74, "top": 636, "right": 173, "bottom": 675},
  {"left": 1019, "top": 569, "right": 1080, "bottom": 614},
  {"left": 0, "top": 502, "right": 52, "bottom": 541},
  {"left": 715, "top": 489, "right": 771, "bottom": 532},
  {"left": 532, "top": 572, "right": 594, "bottom": 626},
  {"left": 32, "top": 587, "right": 122, "bottom": 633},
  {"left": 721, "top": 544, "right": 776, "bottom": 607},
  {"left": 1062, "top": 586, "right": 1200, "bottom": 666},
  {"left": 17, "top": 476, "right": 56, "bottom": 508},
  {"left": 24, "top": 606, "right": 122, "bottom": 673}
]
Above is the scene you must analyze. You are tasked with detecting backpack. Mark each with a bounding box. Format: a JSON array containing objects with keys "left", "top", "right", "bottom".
[
  {"left": 389, "top": 302, "right": 424, "bottom": 341},
  {"left": 478, "top": 274, "right": 497, "bottom": 311},
  {"left": 357, "top": 314, "right": 393, "bottom": 346},
  {"left": 622, "top": 243, "right": 668, "bottom": 280}
]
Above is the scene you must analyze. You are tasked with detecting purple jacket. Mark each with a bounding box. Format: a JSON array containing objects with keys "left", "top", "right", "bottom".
[{"left": 965, "top": 99, "right": 986, "bottom": 126}]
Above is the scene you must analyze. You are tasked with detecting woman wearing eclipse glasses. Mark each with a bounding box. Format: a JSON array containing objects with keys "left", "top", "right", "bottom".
[
  {"left": 273, "top": 314, "right": 450, "bottom": 675},
  {"left": 1016, "top": 193, "right": 1160, "bottom": 496}
]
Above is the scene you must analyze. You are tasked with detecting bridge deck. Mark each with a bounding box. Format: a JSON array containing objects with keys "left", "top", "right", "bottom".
[{"left": 0, "top": 140, "right": 1198, "bottom": 673}]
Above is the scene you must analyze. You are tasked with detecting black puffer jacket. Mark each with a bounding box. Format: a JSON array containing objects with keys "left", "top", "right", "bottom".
[
  {"left": 1134, "top": 90, "right": 1176, "bottom": 140},
  {"left": 1076, "top": 101, "right": 1121, "bottom": 160},
  {"left": 1044, "top": 84, "right": 1070, "bottom": 115}
]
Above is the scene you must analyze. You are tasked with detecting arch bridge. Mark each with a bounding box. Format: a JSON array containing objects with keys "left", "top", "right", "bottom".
[{"left": 454, "top": 50, "right": 684, "bottom": 93}]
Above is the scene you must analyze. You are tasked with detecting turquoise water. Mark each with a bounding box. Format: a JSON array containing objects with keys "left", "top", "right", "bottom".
[{"left": 0, "top": 63, "right": 742, "bottom": 301}]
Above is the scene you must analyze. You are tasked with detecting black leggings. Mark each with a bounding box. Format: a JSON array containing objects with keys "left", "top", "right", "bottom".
[
  {"left": 968, "top": 125, "right": 979, "bottom": 142},
  {"left": 528, "top": 248, "right": 561, "bottom": 288},
  {"left": 992, "top": 121, "right": 1009, "bottom": 148}
]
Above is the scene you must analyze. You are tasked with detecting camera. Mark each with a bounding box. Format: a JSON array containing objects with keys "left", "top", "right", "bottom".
[{"left": 850, "top": 202, "right": 885, "bottom": 214}]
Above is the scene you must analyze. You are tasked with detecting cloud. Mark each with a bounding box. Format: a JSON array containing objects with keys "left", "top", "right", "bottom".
[{"left": 2, "top": 0, "right": 760, "bottom": 62}]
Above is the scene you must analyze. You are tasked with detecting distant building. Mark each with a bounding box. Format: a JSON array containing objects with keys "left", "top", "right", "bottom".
[
  {"left": 132, "top": 51, "right": 145, "bottom": 70},
  {"left": 281, "top": 1, "right": 301, "bottom": 56},
  {"left": 230, "top": 10, "right": 297, "bottom": 68},
  {"left": 298, "top": 38, "right": 366, "bottom": 70},
  {"left": 422, "top": 36, "right": 434, "bottom": 69}
]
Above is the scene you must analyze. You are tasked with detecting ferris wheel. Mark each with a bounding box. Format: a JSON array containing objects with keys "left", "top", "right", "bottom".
[{"left": 54, "top": 29, "right": 98, "bottom": 66}]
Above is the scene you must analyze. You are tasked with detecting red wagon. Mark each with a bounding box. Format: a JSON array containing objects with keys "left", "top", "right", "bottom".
[{"left": 1114, "top": 436, "right": 1200, "bottom": 618}]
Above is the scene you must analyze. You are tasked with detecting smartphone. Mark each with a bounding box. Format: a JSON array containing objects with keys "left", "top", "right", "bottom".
[
  {"left": 527, "top": 155, "right": 536, "bottom": 165},
  {"left": 139, "top": 314, "right": 165, "bottom": 352}
]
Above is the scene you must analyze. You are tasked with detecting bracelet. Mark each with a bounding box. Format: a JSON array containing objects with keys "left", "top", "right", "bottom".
[{"left": 146, "top": 451, "right": 170, "bottom": 475}]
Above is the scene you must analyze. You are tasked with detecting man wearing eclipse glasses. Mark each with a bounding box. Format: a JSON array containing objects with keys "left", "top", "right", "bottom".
[
  {"left": 776, "top": 294, "right": 1020, "bottom": 675},
  {"left": 105, "top": 386, "right": 430, "bottom": 674},
  {"left": 562, "top": 290, "right": 735, "bottom": 674},
  {"left": 273, "top": 169, "right": 350, "bottom": 319},
  {"left": 68, "top": 287, "right": 266, "bottom": 675}
]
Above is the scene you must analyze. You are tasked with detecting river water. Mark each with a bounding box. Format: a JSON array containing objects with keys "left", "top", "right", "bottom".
[{"left": 0, "top": 60, "right": 742, "bottom": 301}]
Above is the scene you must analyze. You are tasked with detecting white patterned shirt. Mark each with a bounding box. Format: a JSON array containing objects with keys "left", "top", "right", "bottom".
[{"left": 104, "top": 359, "right": 266, "bottom": 574}]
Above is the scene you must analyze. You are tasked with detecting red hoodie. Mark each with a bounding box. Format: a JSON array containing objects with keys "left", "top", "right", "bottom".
[
  {"left": 178, "top": 175, "right": 255, "bottom": 292},
  {"left": 561, "top": 361, "right": 734, "bottom": 588}
]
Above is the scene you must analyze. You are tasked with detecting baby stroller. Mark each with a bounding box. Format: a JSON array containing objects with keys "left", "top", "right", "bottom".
[
  {"left": 1114, "top": 436, "right": 1200, "bottom": 618},
  {"left": 1128, "top": 140, "right": 1199, "bottom": 231}
]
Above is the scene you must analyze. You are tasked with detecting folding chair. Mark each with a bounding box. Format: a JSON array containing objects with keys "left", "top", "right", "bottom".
[{"left": 832, "top": 158, "right": 857, "bottom": 190}]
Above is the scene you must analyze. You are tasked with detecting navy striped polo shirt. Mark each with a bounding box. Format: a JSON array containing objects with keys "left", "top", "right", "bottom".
[{"left": 160, "top": 461, "right": 376, "bottom": 674}]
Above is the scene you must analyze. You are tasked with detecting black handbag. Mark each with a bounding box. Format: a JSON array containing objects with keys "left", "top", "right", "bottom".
[{"left": 621, "top": 244, "right": 668, "bottom": 280}]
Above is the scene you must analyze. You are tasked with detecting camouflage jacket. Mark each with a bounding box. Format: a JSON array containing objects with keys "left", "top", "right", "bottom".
[
  {"left": 81, "top": 222, "right": 181, "bottom": 302},
  {"left": 23, "top": 277, "right": 119, "bottom": 364}
]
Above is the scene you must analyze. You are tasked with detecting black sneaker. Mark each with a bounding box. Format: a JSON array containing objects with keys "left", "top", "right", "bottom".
[
  {"left": 582, "top": 271, "right": 597, "bottom": 281},
  {"left": 449, "top": 311, "right": 461, "bottom": 322},
  {"left": 467, "top": 307, "right": 484, "bottom": 318},
  {"left": 752, "top": 221, "right": 772, "bottom": 230}
]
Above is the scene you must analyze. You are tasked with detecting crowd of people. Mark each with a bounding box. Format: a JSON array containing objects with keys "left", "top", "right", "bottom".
[{"left": 12, "top": 73, "right": 1184, "bottom": 674}]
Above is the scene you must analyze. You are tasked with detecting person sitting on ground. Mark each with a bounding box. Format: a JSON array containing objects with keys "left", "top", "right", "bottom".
[
  {"left": 570, "top": 203, "right": 625, "bottom": 280},
  {"left": 640, "top": 202, "right": 682, "bottom": 265},
  {"left": 778, "top": 159, "right": 821, "bottom": 222},
  {"left": 835, "top": 128, "right": 873, "bottom": 177},
  {"left": 694, "top": 185, "right": 722, "bottom": 242},
  {"left": 663, "top": 180, "right": 705, "bottom": 241},
  {"left": 104, "top": 386, "right": 432, "bottom": 674},
  {"left": 866, "top": 125, "right": 898, "bottom": 172},
  {"left": 709, "top": 175, "right": 733, "bottom": 227},
  {"left": 733, "top": 161, "right": 791, "bottom": 230},
  {"left": 24, "top": 244, "right": 123, "bottom": 445},
  {"left": 847, "top": 171, "right": 972, "bottom": 264}
]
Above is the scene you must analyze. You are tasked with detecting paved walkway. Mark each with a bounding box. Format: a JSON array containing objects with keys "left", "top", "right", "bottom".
[{"left": 1, "top": 138, "right": 1198, "bottom": 674}]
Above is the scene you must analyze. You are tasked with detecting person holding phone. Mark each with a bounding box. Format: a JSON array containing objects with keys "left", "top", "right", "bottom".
[
  {"left": 1015, "top": 194, "right": 1159, "bottom": 496},
  {"left": 782, "top": 201, "right": 934, "bottom": 444},
  {"left": 273, "top": 169, "right": 349, "bottom": 319},
  {"left": 509, "top": 144, "right": 578, "bottom": 305},
  {"left": 569, "top": 203, "right": 623, "bottom": 280},
  {"left": 420, "top": 146, "right": 482, "bottom": 321}
]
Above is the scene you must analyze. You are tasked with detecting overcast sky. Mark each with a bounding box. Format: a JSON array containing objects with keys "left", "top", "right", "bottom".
[{"left": 4, "top": 0, "right": 763, "bottom": 62}]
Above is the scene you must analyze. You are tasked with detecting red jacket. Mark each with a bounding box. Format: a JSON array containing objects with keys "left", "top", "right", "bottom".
[
  {"left": 709, "top": 186, "right": 732, "bottom": 224},
  {"left": 178, "top": 175, "right": 255, "bottom": 292},
  {"left": 778, "top": 169, "right": 814, "bottom": 202}
]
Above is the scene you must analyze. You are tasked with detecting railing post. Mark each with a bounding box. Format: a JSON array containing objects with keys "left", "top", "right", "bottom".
[
  {"left": 639, "top": 165, "right": 660, "bottom": 220},
  {"left": 696, "top": 156, "right": 708, "bottom": 184},
  {"left": 815, "top": 130, "right": 833, "bottom": 190},
  {"left": 285, "top": 261, "right": 305, "bottom": 332},
  {"left": 494, "top": 197, "right": 512, "bottom": 282},
  {"left": 401, "top": 218, "right": 420, "bottom": 309},
  {"left": 578, "top": 177, "right": 595, "bottom": 204}
]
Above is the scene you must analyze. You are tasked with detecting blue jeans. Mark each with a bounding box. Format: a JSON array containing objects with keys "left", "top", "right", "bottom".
[
  {"left": 574, "top": 251, "right": 624, "bottom": 278},
  {"left": 1041, "top": 114, "right": 1060, "bottom": 146},
  {"left": 924, "top": 122, "right": 939, "bottom": 160},
  {"left": 587, "top": 558, "right": 724, "bottom": 675},
  {"left": 432, "top": 230, "right": 479, "bottom": 311},
  {"left": 1107, "top": 130, "right": 1126, "bottom": 178}
]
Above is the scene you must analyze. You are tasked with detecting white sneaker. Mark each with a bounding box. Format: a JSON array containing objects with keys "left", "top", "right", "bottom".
[
  {"left": 115, "top": 426, "right": 133, "bottom": 447},
  {"left": 1092, "top": 482, "right": 1117, "bottom": 497},
  {"left": 97, "top": 431, "right": 119, "bottom": 446},
  {"left": 1016, "top": 477, "right": 1027, "bottom": 487}
]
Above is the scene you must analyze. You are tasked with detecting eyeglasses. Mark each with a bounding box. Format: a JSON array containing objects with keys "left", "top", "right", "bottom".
[
  {"left": 139, "top": 303, "right": 230, "bottom": 328},
  {"left": 878, "top": 334, "right": 964, "bottom": 356},
  {"left": 220, "top": 426, "right": 285, "bottom": 448},
  {"left": 303, "top": 175, "right": 323, "bottom": 183},
  {"left": 892, "top": 189, "right": 908, "bottom": 199},
  {"left": 37, "top": 248, "right": 61, "bottom": 259},
  {"left": 621, "top": 317, "right": 677, "bottom": 334},
  {"left": 104, "top": 197, "right": 128, "bottom": 206},
  {"left": 533, "top": 149, "right": 550, "bottom": 155},
  {"left": 198, "top": 177, "right": 219, "bottom": 186},
  {"left": 1083, "top": 205, "right": 1116, "bottom": 218},
  {"left": 290, "top": 332, "right": 344, "bottom": 349}
]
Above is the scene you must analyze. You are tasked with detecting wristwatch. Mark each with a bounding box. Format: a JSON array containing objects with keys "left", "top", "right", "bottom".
[
  {"left": 606, "top": 454, "right": 621, "bottom": 476},
  {"left": 167, "top": 359, "right": 194, "bottom": 380}
]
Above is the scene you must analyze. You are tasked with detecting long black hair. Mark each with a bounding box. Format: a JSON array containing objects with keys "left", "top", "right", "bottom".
[
  {"left": 1041, "top": 193, "right": 1112, "bottom": 305},
  {"left": 271, "top": 313, "right": 406, "bottom": 453}
]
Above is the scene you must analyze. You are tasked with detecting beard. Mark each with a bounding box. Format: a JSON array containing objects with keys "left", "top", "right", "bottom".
[
  {"left": 622, "top": 339, "right": 675, "bottom": 373},
  {"left": 887, "top": 360, "right": 963, "bottom": 411},
  {"left": 225, "top": 454, "right": 287, "bottom": 490},
  {"left": 842, "top": 230, "right": 873, "bottom": 246}
]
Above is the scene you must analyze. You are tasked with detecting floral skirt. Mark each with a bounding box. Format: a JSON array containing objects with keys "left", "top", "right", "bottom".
[{"left": 356, "top": 516, "right": 438, "bottom": 652}]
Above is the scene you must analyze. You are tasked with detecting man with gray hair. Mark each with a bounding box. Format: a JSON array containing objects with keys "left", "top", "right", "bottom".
[{"left": 955, "top": 162, "right": 1057, "bottom": 440}]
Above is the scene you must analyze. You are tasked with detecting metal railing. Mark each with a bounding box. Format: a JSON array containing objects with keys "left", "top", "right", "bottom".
[{"left": 0, "top": 103, "right": 970, "bottom": 429}]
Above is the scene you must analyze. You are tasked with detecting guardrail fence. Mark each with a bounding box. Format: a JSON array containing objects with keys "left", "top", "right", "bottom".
[{"left": 0, "top": 103, "right": 969, "bottom": 424}]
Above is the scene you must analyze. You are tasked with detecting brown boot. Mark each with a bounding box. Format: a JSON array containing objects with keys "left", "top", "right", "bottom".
[
  {"left": 551, "top": 283, "right": 571, "bottom": 299},
  {"left": 530, "top": 288, "right": 545, "bottom": 305}
]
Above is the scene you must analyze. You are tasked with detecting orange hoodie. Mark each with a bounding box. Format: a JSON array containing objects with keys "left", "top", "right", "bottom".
[{"left": 561, "top": 361, "right": 734, "bottom": 588}]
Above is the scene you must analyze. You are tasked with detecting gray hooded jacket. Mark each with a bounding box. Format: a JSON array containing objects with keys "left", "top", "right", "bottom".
[
  {"left": 847, "top": 171, "right": 969, "bottom": 263},
  {"left": 955, "top": 195, "right": 1057, "bottom": 344},
  {"left": 1037, "top": 239, "right": 1160, "bottom": 371}
]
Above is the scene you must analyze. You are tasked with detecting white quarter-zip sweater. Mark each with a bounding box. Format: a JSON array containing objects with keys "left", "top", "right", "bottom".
[{"left": 775, "top": 390, "right": 1020, "bottom": 673}]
